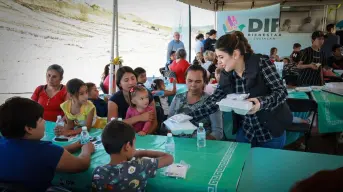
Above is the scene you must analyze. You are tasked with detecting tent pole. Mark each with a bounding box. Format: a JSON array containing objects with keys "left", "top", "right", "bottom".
[
  {"left": 109, "top": 0, "right": 116, "bottom": 95},
  {"left": 188, "top": 4, "right": 192, "bottom": 62}
]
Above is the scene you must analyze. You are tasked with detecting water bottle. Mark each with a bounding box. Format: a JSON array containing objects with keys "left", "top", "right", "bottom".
[
  {"left": 56, "top": 115, "right": 64, "bottom": 127},
  {"left": 80, "top": 126, "right": 90, "bottom": 145},
  {"left": 165, "top": 133, "right": 175, "bottom": 157},
  {"left": 197, "top": 123, "right": 206, "bottom": 148}
]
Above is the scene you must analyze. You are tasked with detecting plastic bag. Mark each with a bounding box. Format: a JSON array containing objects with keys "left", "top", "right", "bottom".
[{"left": 164, "top": 161, "right": 190, "bottom": 179}]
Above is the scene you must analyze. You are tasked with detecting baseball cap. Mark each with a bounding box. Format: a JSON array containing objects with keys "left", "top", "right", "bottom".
[{"left": 311, "top": 31, "right": 324, "bottom": 40}]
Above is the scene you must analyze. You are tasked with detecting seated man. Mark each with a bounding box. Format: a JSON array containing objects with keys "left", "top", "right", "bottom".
[
  {"left": 328, "top": 44, "right": 343, "bottom": 70},
  {"left": 0, "top": 97, "right": 94, "bottom": 192},
  {"left": 169, "top": 65, "right": 223, "bottom": 140}
]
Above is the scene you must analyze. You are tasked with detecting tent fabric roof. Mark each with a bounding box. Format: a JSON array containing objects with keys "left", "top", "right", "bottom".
[{"left": 178, "top": 0, "right": 342, "bottom": 11}]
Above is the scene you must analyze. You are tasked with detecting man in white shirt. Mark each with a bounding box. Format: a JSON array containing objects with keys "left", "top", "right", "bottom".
[{"left": 166, "top": 32, "right": 185, "bottom": 61}]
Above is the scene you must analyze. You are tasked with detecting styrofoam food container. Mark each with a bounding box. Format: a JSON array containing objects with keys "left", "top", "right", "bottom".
[
  {"left": 163, "top": 120, "right": 197, "bottom": 135},
  {"left": 295, "top": 87, "right": 312, "bottom": 92},
  {"left": 226, "top": 93, "right": 250, "bottom": 101},
  {"left": 311, "top": 86, "right": 323, "bottom": 91},
  {"left": 217, "top": 99, "right": 253, "bottom": 115}
]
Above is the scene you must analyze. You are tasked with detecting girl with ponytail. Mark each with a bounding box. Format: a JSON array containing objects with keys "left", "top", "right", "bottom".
[{"left": 187, "top": 31, "right": 292, "bottom": 149}]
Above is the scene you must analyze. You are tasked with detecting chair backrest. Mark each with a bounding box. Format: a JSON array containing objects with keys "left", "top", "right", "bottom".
[{"left": 286, "top": 98, "right": 318, "bottom": 113}]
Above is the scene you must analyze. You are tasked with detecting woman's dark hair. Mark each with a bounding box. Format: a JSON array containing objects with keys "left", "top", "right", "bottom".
[
  {"left": 116, "top": 66, "right": 137, "bottom": 90},
  {"left": 86, "top": 82, "right": 96, "bottom": 91},
  {"left": 47, "top": 64, "right": 64, "bottom": 80},
  {"left": 151, "top": 79, "right": 164, "bottom": 90},
  {"left": 170, "top": 51, "right": 176, "bottom": 57},
  {"left": 332, "top": 44, "right": 342, "bottom": 52},
  {"left": 186, "top": 64, "right": 209, "bottom": 84},
  {"left": 0, "top": 97, "right": 44, "bottom": 138},
  {"left": 134, "top": 67, "right": 146, "bottom": 76},
  {"left": 196, "top": 33, "right": 204, "bottom": 40},
  {"left": 270, "top": 47, "right": 277, "bottom": 56},
  {"left": 176, "top": 48, "right": 187, "bottom": 59},
  {"left": 283, "top": 58, "right": 291, "bottom": 63},
  {"left": 66, "top": 78, "right": 86, "bottom": 96},
  {"left": 102, "top": 120, "right": 136, "bottom": 154},
  {"left": 215, "top": 31, "right": 253, "bottom": 56},
  {"left": 102, "top": 64, "right": 110, "bottom": 81}
]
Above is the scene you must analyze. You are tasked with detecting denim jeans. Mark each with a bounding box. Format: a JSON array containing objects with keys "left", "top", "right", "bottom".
[{"left": 236, "top": 128, "right": 286, "bottom": 149}]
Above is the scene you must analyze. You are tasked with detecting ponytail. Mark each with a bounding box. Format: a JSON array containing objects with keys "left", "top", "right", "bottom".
[{"left": 215, "top": 31, "right": 253, "bottom": 56}]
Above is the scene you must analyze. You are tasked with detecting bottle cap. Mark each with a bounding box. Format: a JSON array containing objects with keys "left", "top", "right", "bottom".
[
  {"left": 167, "top": 133, "right": 172, "bottom": 137},
  {"left": 199, "top": 123, "right": 203, "bottom": 127},
  {"left": 82, "top": 126, "right": 87, "bottom": 131}
]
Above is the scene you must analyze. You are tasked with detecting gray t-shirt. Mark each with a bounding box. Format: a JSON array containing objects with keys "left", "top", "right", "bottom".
[
  {"left": 167, "top": 40, "right": 185, "bottom": 61},
  {"left": 92, "top": 158, "right": 158, "bottom": 192}
]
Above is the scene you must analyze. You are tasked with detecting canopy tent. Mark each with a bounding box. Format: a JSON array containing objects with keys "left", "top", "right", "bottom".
[{"left": 177, "top": 0, "right": 343, "bottom": 11}]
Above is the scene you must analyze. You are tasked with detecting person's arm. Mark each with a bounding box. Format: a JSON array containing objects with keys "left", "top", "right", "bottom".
[
  {"left": 63, "top": 141, "right": 82, "bottom": 153},
  {"left": 56, "top": 142, "right": 95, "bottom": 173},
  {"left": 167, "top": 41, "right": 172, "bottom": 61},
  {"left": 256, "top": 60, "right": 288, "bottom": 111},
  {"left": 135, "top": 150, "right": 173, "bottom": 169},
  {"left": 147, "top": 101, "right": 158, "bottom": 134},
  {"left": 208, "top": 109, "right": 223, "bottom": 140},
  {"left": 108, "top": 101, "right": 119, "bottom": 121},
  {"left": 31, "top": 86, "right": 40, "bottom": 102},
  {"left": 164, "top": 80, "right": 176, "bottom": 96},
  {"left": 187, "top": 88, "right": 227, "bottom": 124},
  {"left": 85, "top": 108, "right": 95, "bottom": 131}
]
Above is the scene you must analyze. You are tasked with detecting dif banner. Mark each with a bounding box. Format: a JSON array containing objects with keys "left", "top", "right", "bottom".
[{"left": 217, "top": 4, "right": 311, "bottom": 57}]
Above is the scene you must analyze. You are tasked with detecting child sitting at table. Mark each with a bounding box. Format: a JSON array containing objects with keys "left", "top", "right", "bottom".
[
  {"left": 55, "top": 79, "right": 106, "bottom": 137},
  {"left": 282, "top": 58, "right": 299, "bottom": 86},
  {"left": 134, "top": 67, "right": 147, "bottom": 85},
  {"left": 92, "top": 121, "right": 173, "bottom": 192},
  {"left": 126, "top": 85, "right": 155, "bottom": 136},
  {"left": 0, "top": 97, "right": 94, "bottom": 192},
  {"left": 151, "top": 78, "right": 177, "bottom": 120},
  {"left": 86, "top": 82, "right": 108, "bottom": 118}
]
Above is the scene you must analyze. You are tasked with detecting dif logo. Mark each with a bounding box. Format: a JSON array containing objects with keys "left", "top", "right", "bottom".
[{"left": 248, "top": 18, "right": 279, "bottom": 33}]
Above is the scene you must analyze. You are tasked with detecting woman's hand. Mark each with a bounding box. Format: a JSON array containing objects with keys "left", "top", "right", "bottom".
[
  {"left": 138, "top": 131, "right": 147, "bottom": 136},
  {"left": 140, "top": 110, "right": 155, "bottom": 122},
  {"left": 310, "top": 64, "right": 319, "bottom": 70},
  {"left": 247, "top": 98, "right": 261, "bottom": 115}
]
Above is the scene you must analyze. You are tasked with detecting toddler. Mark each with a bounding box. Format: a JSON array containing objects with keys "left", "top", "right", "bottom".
[{"left": 151, "top": 79, "right": 176, "bottom": 120}]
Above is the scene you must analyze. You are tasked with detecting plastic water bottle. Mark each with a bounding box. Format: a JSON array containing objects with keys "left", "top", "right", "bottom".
[
  {"left": 56, "top": 115, "right": 64, "bottom": 127},
  {"left": 80, "top": 126, "right": 90, "bottom": 145},
  {"left": 165, "top": 133, "right": 175, "bottom": 157},
  {"left": 197, "top": 123, "right": 206, "bottom": 148}
]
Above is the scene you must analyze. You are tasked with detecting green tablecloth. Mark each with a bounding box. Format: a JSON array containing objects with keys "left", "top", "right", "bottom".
[
  {"left": 311, "top": 91, "right": 343, "bottom": 133},
  {"left": 45, "top": 122, "right": 251, "bottom": 192},
  {"left": 237, "top": 148, "right": 343, "bottom": 192}
]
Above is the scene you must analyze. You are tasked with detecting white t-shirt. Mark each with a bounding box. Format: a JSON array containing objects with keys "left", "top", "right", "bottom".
[
  {"left": 160, "top": 96, "right": 169, "bottom": 115},
  {"left": 194, "top": 40, "right": 204, "bottom": 54}
]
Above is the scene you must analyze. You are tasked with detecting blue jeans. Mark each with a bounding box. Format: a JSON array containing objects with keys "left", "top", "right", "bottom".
[{"left": 236, "top": 128, "right": 286, "bottom": 149}]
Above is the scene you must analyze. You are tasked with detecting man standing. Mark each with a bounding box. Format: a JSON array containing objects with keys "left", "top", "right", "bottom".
[
  {"left": 166, "top": 32, "right": 184, "bottom": 61},
  {"left": 297, "top": 31, "right": 327, "bottom": 86},
  {"left": 203, "top": 29, "right": 217, "bottom": 52},
  {"left": 322, "top": 24, "right": 340, "bottom": 58}
]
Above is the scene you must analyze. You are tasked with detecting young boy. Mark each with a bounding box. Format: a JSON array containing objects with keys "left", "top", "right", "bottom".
[
  {"left": 290, "top": 43, "right": 301, "bottom": 64},
  {"left": 92, "top": 121, "right": 173, "bottom": 192},
  {"left": 86, "top": 82, "right": 108, "bottom": 118},
  {"left": 134, "top": 67, "right": 147, "bottom": 85},
  {"left": 0, "top": 97, "right": 94, "bottom": 192}
]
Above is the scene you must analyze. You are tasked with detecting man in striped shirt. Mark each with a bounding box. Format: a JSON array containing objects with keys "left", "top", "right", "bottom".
[{"left": 297, "top": 31, "right": 326, "bottom": 86}]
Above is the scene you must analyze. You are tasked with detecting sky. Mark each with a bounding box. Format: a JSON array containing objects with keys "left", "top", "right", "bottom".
[{"left": 84, "top": 0, "right": 215, "bottom": 27}]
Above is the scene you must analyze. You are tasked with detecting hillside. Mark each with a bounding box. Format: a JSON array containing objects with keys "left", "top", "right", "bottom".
[{"left": 0, "top": 0, "right": 172, "bottom": 103}]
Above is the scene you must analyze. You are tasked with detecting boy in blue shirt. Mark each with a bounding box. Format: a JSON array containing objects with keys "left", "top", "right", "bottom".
[
  {"left": 0, "top": 97, "right": 95, "bottom": 192},
  {"left": 86, "top": 82, "right": 108, "bottom": 118},
  {"left": 92, "top": 121, "right": 173, "bottom": 191}
]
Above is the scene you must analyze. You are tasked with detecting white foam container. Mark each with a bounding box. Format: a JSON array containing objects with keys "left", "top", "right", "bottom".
[
  {"left": 163, "top": 120, "right": 197, "bottom": 135},
  {"left": 217, "top": 99, "right": 253, "bottom": 115}
]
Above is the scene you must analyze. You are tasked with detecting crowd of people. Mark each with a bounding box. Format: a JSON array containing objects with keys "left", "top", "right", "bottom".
[{"left": 0, "top": 25, "right": 343, "bottom": 191}]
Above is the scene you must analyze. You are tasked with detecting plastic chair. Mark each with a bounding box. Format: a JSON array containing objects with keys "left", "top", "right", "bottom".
[{"left": 286, "top": 98, "right": 318, "bottom": 151}]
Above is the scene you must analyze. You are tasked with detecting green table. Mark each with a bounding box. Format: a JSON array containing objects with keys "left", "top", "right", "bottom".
[
  {"left": 311, "top": 91, "right": 343, "bottom": 133},
  {"left": 237, "top": 148, "right": 343, "bottom": 192},
  {"left": 45, "top": 122, "right": 251, "bottom": 192}
]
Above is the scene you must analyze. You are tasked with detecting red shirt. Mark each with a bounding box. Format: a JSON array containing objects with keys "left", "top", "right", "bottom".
[
  {"left": 31, "top": 85, "right": 67, "bottom": 122},
  {"left": 169, "top": 59, "right": 190, "bottom": 84}
]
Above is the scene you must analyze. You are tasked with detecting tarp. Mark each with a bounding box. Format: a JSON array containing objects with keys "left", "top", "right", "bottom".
[{"left": 178, "top": 0, "right": 342, "bottom": 11}]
